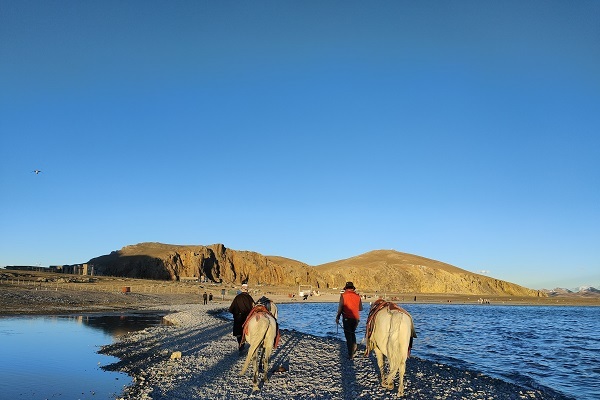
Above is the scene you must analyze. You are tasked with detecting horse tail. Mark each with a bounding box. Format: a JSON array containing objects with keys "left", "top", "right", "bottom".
[
  {"left": 397, "top": 312, "right": 413, "bottom": 357},
  {"left": 241, "top": 341, "right": 262, "bottom": 375},
  {"left": 387, "top": 312, "right": 410, "bottom": 349}
]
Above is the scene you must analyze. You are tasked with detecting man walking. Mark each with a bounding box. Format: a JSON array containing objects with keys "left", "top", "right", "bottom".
[
  {"left": 228, "top": 283, "right": 254, "bottom": 353},
  {"left": 203, "top": 291, "right": 208, "bottom": 305},
  {"left": 335, "top": 281, "right": 363, "bottom": 359}
]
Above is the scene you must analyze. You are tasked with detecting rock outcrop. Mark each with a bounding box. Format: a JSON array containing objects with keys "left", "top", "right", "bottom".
[
  {"left": 88, "top": 242, "right": 323, "bottom": 287},
  {"left": 88, "top": 243, "right": 544, "bottom": 296}
]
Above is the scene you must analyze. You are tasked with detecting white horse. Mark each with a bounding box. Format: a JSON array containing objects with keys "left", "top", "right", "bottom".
[
  {"left": 365, "top": 300, "right": 416, "bottom": 397},
  {"left": 239, "top": 303, "right": 279, "bottom": 391}
]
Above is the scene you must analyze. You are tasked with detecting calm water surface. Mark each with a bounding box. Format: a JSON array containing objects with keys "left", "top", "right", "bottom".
[
  {"left": 275, "top": 302, "right": 600, "bottom": 400},
  {"left": 0, "top": 312, "right": 167, "bottom": 400}
]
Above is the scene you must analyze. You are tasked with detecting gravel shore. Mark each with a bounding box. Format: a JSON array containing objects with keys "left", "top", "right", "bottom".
[
  {"left": 100, "top": 303, "right": 565, "bottom": 400},
  {"left": 0, "top": 275, "right": 584, "bottom": 399}
]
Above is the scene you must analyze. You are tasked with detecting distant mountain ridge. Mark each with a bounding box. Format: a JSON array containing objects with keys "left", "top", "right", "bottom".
[
  {"left": 577, "top": 286, "right": 600, "bottom": 293},
  {"left": 88, "top": 242, "right": 543, "bottom": 297},
  {"left": 543, "top": 286, "right": 600, "bottom": 296}
]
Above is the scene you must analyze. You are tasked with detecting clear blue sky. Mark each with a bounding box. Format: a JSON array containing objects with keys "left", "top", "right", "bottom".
[{"left": 1, "top": 1, "right": 598, "bottom": 290}]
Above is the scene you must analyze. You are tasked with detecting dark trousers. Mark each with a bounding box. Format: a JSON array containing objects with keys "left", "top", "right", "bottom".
[{"left": 342, "top": 318, "right": 359, "bottom": 357}]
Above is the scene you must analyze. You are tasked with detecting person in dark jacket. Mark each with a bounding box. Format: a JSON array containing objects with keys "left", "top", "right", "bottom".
[
  {"left": 335, "top": 281, "right": 363, "bottom": 359},
  {"left": 228, "top": 283, "right": 255, "bottom": 352}
]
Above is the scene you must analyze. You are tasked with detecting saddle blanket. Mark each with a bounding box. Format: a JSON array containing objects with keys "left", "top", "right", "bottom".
[
  {"left": 241, "top": 304, "right": 281, "bottom": 348},
  {"left": 364, "top": 299, "right": 416, "bottom": 356}
]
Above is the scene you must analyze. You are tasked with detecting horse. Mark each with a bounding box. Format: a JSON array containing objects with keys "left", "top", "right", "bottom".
[
  {"left": 364, "top": 300, "right": 416, "bottom": 397},
  {"left": 256, "top": 295, "right": 278, "bottom": 320},
  {"left": 239, "top": 301, "right": 280, "bottom": 391}
]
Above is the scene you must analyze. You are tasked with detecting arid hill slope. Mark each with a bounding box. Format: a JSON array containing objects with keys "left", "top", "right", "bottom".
[
  {"left": 315, "top": 250, "right": 542, "bottom": 296},
  {"left": 88, "top": 243, "right": 543, "bottom": 297}
]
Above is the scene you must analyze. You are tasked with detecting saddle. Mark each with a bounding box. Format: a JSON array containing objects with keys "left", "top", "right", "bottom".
[
  {"left": 241, "top": 304, "right": 281, "bottom": 348},
  {"left": 364, "top": 299, "right": 416, "bottom": 357}
]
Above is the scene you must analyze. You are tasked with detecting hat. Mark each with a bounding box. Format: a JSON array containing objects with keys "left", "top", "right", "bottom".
[{"left": 344, "top": 282, "right": 355, "bottom": 290}]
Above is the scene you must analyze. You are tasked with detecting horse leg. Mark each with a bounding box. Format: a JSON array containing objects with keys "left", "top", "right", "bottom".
[
  {"left": 251, "top": 347, "right": 261, "bottom": 391},
  {"left": 373, "top": 348, "right": 389, "bottom": 388},
  {"left": 397, "top": 356, "right": 407, "bottom": 397},
  {"left": 262, "top": 344, "right": 273, "bottom": 383}
]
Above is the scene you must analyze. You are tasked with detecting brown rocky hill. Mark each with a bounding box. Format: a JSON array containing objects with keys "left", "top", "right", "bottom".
[
  {"left": 88, "top": 243, "right": 543, "bottom": 297},
  {"left": 314, "top": 250, "right": 542, "bottom": 296},
  {"left": 88, "top": 242, "right": 324, "bottom": 287}
]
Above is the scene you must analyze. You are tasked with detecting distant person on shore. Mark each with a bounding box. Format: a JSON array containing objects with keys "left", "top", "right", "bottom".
[
  {"left": 203, "top": 291, "right": 208, "bottom": 305},
  {"left": 229, "top": 283, "right": 254, "bottom": 353},
  {"left": 335, "top": 281, "right": 363, "bottom": 359},
  {"left": 208, "top": 292, "right": 213, "bottom": 302}
]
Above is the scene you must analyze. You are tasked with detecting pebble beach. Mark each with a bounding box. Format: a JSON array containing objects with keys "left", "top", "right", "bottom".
[{"left": 100, "top": 303, "right": 564, "bottom": 400}]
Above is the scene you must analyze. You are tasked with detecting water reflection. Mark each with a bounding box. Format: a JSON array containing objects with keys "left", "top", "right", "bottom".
[
  {"left": 59, "top": 312, "right": 171, "bottom": 336},
  {"left": 0, "top": 312, "right": 168, "bottom": 400}
]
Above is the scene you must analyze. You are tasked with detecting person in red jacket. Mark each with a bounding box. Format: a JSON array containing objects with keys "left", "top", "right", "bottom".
[{"left": 335, "top": 281, "right": 363, "bottom": 359}]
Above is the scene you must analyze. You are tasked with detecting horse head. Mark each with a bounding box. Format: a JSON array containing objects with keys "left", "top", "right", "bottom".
[{"left": 256, "top": 296, "right": 278, "bottom": 320}]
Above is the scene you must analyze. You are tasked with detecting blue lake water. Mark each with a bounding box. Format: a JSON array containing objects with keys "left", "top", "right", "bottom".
[
  {"left": 274, "top": 303, "right": 600, "bottom": 400},
  {"left": 0, "top": 312, "right": 167, "bottom": 400},
  {"left": 2, "top": 305, "right": 597, "bottom": 400}
]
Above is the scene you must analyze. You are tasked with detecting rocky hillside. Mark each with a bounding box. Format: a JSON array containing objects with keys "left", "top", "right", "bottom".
[
  {"left": 314, "top": 250, "right": 542, "bottom": 297},
  {"left": 88, "top": 242, "right": 543, "bottom": 297},
  {"left": 88, "top": 242, "right": 323, "bottom": 287}
]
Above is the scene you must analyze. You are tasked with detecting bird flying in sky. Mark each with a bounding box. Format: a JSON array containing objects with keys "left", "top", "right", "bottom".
[{"left": 33, "top": 170, "right": 42, "bottom": 174}]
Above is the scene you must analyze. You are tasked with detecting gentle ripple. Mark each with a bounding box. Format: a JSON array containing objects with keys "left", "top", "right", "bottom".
[{"left": 275, "top": 302, "right": 600, "bottom": 400}]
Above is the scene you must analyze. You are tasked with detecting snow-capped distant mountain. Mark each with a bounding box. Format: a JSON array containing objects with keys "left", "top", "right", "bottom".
[
  {"left": 544, "top": 287, "right": 573, "bottom": 295},
  {"left": 542, "top": 286, "right": 600, "bottom": 295},
  {"left": 577, "top": 286, "right": 600, "bottom": 294}
]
